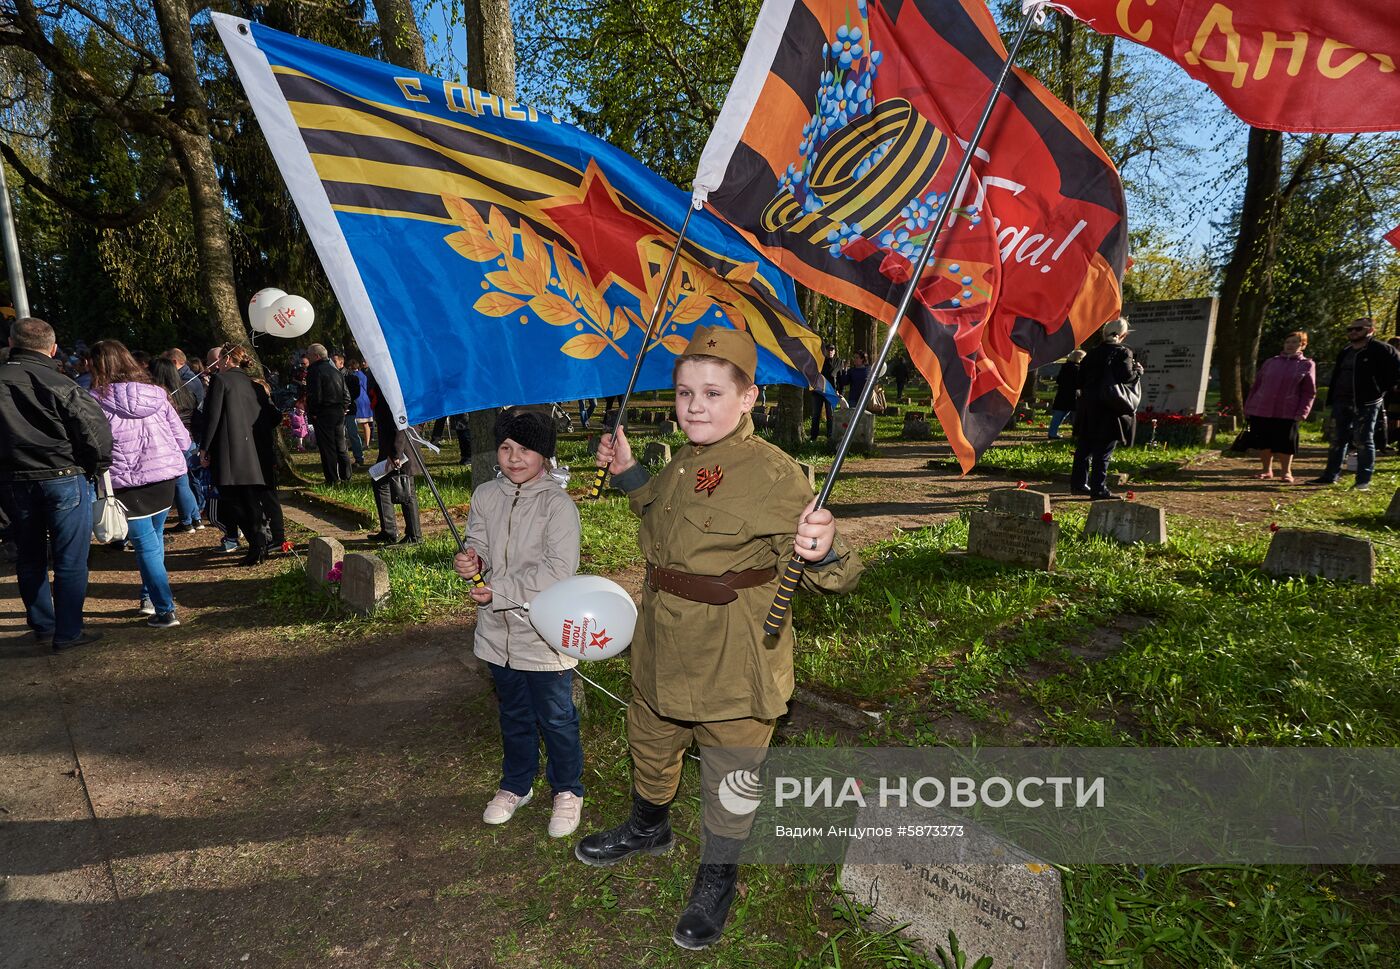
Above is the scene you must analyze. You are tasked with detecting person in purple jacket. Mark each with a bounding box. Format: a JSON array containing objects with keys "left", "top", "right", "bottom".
[
  {"left": 90, "top": 340, "right": 191, "bottom": 629},
  {"left": 1243, "top": 331, "right": 1316, "bottom": 483}
]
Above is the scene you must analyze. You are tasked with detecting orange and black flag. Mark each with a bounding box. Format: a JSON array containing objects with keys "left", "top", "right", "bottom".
[{"left": 695, "top": 0, "right": 1128, "bottom": 469}]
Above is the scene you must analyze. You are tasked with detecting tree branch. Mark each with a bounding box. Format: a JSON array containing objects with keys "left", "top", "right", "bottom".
[{"left": 0, "top": 141, "right": 182, "bottom": 228}]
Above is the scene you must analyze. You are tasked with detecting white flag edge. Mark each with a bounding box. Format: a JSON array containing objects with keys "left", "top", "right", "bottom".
[
  {"left": 211, "top": 13, "right": 411, "bottom": 427},
  {"left": 691, "top": 0, "right": 799, "bottom": 205}
]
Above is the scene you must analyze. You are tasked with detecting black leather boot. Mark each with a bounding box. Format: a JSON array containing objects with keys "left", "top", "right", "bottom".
[
  {"left": 672, "top": 834, "right": 742, "bottom": 951},
  {"left": 574, "top": 792, "right": 673, "bottom": 867}
]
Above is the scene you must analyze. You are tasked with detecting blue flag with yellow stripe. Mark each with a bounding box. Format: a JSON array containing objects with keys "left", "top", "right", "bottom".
[{"left": 214, "top": 14, "right": 835, "bottom": 427}]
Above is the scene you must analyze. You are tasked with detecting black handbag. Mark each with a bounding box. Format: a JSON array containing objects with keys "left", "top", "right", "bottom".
[
  {"left": 387, "top": 471, "right": 414, "bottom": 504},
  {"left": 1098, "top": 349, "right": 1143, "bottom": 416}
]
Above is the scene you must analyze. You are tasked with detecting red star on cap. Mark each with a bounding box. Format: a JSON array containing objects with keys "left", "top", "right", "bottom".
[
  {"left": 538, "top": 160, "right": 670, "bottom": 295},
  {"left": 707, "top": 339, "right": 717, "bottom": 347}
]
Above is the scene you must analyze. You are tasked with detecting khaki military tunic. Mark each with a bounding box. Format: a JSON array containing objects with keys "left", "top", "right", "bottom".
[{"left": 614, "top": 414, "right": 863, "bottom": 722}]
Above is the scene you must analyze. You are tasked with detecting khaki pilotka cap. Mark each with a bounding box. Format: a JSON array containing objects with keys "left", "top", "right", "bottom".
[{"left": 680, "top": 324, "right": 758, "bottom": 383}]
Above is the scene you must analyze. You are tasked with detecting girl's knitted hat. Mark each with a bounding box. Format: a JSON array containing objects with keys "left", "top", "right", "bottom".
[{"left": 494, "top": 409, "right": 556, "bottom": 458}]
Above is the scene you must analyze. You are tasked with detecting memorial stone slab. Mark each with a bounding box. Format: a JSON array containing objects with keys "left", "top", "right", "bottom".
[
  {"left": 967, "top": 510, "right": 1057, "bottom": 570},
  {"left": 884, "top": 406, "right": 901, "bottom": 418},
  {"left": 658, "top": 420, "right": 679, "bottom": 435},
  {"left": 843, "top": 860, "right": 1065, "bottom": 969},
  {"left": 832, "top": 406, "right": 876, "bottom": 450},
  {"left": 1123, "top": 297, "right": 1219, "bottom": 413},
  {"left": 902, "top": 417, "right": 932, "bottom": 440},
  {"left": 1384, "top": 488, "right": 1400, "bottom": 524},
  {"left": 642, "top": 441, "right": 672, "bottom": 467},
  {"left": 1084, "top": 501, "right": 1167, "bottom": 545},
  {"left": 307, "top": 537, "right": 344, "bottom": 589},
  {"left": 1263, "top": 528, "right": 1374, "bottom": 585},
  {"left": 342, "top": 552, "right": 391, "bottom": 615},
  {"left": 987, "top": 488, "right": 1052, "bottom": 518}
]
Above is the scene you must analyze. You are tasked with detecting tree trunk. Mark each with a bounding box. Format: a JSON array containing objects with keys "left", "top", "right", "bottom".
[
  {"left": 464, "top": 0, "right": 516, "bottom": 489},
  {"left": 1215, "top": 128, "right": 1283, "bottom": 417},
  {"left": 852, "top": 311, "right": 876, "bottom": 360},
  {"left": 772, "top": 384, "right": 805, "bottom": 450},
  {"left": 1214, "top": 130, "right": 1326, "bottom": 416},
  {"left": 1093, "top": 36, "right": 1114, "bottom": 142},
  {"left": 466, "top": 0, "right": 517, "bottom": 99},
  {"left": 171, "top": 132, "right": 245, "bottom": 348},
  {"left": 1057, "top": 14, "right": 1077, "bottom": 114},
  {"left": 152, "top": 0, "right": 244, "bottom": 348},
  {"left": 372, "top": 0, "right": 428, "bottom": 72}
]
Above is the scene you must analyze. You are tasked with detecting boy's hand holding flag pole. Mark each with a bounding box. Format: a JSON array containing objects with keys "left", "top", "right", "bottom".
[{"left": 586, "top": 203, "right": 698, "bottom": 499}]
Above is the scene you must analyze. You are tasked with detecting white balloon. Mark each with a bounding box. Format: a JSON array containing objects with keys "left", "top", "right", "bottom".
[
  {"left": 266, "top": 294, "right": 315, "bottom": 339},
  {"left": 528, "top": 575, "right": 636, "bottom": 661},
  {"left": 248, "top": 287, "right": 286, "bottom": 333}
]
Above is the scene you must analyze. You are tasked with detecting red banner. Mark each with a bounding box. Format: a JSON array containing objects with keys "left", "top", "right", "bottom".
[
  {"left": 1386, "top": 225, "right": 1400, "bottom": 252},
  {"left": 1054, "top": 0, "right": 1400, "bottom": 133},
  {"left": 696, "top": 0, "right": 1126, "bottom": 469}
]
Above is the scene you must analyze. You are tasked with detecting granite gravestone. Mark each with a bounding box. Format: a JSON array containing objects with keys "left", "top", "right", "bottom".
[
  {"left": 843, "top": 859, "right": 1065, "bottom": 969},
  {"left": 1385, "top": 488, "right": 1400, "bottom": 524},
  {"left": 658, "top": 420, "right": 679, "bottom": 435},
  {"left": 642, "top": 441, "right": 672, "bottom": 467},
  {"left": 1123, "top": 297, "right": 1219, "bottom": 414},
  {"left": 833, "top": 406, "right": 876, "bottom": 450},
  {"left": 967, "top": 510, "right": 1057, "bottom": 570},
  {"left": 1263, "top": 528, "right": 1374, "bottom": 585},
  {"left": 341, "top": 552, "right": 390, "bottom": 615},
  {"left": 1084, "top": 501, "right": 1167, "bottom": 545},
  {"left": 307, "top": 536, "right": 344, "bottom": 589},
  {"left": 902, "top": 411, "right": 932, "bottom": 440},
  {"left": 988, "top": 488, "right": 1052, "bottom": 518}
]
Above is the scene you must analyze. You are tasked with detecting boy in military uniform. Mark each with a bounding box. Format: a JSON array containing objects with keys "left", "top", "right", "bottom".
[{"left": 578, "top": 325, "right": 863, "bottom": 949}]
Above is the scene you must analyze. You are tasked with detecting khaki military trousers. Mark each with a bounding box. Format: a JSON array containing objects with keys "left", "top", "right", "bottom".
[{"left": 628, "top": 692, "right": 774, "bottom": 839}]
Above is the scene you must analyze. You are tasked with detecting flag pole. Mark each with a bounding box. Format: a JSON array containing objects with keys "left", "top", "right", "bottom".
[
  {"left": 762, "top": 3, "right": 1044, "bottom": 635},
  {"left": 403, "top": 432, "right": 492, "bottom": 588},
  {"left": 586, "top": 201, "right": 698, "bottom": 499}
]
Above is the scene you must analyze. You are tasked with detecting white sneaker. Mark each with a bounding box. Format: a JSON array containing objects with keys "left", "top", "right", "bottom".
[
  {"left": 138, "top": 597, "right": 156, "bottom": 616},
  {"left": 548, "top": 792, "right": 583, "bottom": 838},
  {"left": 482, "top": 788, "right": 532, "bottom": 825}
]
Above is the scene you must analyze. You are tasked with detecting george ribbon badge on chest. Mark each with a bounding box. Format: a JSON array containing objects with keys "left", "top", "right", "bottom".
[{"left": 694, "top": 465, "right": 723, "bottom": 496}]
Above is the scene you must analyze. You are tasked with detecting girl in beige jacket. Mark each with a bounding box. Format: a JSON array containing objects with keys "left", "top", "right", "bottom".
[{"left": 453, "top": 410, "right": 583, "bottom": 837}]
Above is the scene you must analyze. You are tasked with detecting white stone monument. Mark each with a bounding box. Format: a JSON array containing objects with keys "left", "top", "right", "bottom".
[{"left": 1122, "top": 297, "right": 1219, "bottom": 414}]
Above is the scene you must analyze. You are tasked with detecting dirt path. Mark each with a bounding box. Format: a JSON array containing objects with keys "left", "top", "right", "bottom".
[{"left": 0, "top": 438, "right": 1338, "bottom": 966}]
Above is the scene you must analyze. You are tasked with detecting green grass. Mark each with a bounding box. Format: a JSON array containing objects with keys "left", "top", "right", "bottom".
[
  {"left": 269, "top": 435, "right": 1400, "bottom": 967},
  {"left": 927, "top": 438, "right": 1219, "bottom": 480}
]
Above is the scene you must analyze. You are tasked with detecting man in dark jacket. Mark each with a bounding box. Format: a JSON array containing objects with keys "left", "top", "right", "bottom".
[
  {"left": 1049, "top": 349, "right": 1085, "bottom": 439},
  {"left": 305, "top": 343, "right": 352, "bottom": 484},
  {"left": 1309, "top": 318, "right": 1400, "bottom": 491},
  {"left": 164, "top": 347, "right": 205, "bottom": 409},
  {"left": 0, "top": 317, "right": 113, "bottom": 650}
]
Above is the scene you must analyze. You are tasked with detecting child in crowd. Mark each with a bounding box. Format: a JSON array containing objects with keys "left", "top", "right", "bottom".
[
  {"left": 582, "top": 326, "right": 863, "bottom": 950},
  {"left": 287, "top": 395, "right": 312, "bottom": 451},
  {"left": 452, "top": 411, "right": 585, "bottom": 837}
]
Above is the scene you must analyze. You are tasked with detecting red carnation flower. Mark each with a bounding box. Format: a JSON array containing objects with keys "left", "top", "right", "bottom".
[
  {"left": 1269, "top": 522, "right": 1280, "bottom": 533},
  {"left": 1041, "top": 512, "right": 1053, "bottom": 523},
  {"left": 1017, "top": 480, "right": 1028, "bottom": 489},
  {"left": 1126, "top": 491, "right": 1136, "bottom": 500}
]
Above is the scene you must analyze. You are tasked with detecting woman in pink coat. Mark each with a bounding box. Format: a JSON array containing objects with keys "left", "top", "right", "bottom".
[
  {"left": 1243, "top": 331, "right": 1316, "bottom": 483},
  {"left": 90, "top": 340, "right": 191, "bottom": 628}
]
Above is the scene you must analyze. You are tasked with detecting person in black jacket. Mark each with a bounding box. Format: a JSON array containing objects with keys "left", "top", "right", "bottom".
[
  {"left": 1071, "top": 319, "right": 1142, "bottom": 500},
  {"left": 0, "top": 317, "right": 113, "bottom": 650},
  {"left": 1048, "top": 349, "right": 1086, "bottom": 440},
  {"left": 1308, "top": 318, "right": 1400, "bottom": 491},
  {"left": 201, "top": 346, "right": 278, "bottom": 565},
  {"left": 305, "top": 343, "right": 352, "bottom": 484},
  {"left": 365, "top": 372, "right": 422, "bottom": 545}
]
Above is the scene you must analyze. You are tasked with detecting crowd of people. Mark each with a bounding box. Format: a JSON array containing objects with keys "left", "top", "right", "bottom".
[
  {"left": 0, "top": 319, "right": 432, "bottom": 650},
  {"left": 1045, "top": 315, "right": 1400, "bottom": 498}
]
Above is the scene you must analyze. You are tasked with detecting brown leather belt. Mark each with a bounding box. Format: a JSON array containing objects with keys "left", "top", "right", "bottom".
[{"left": 646, "top": 562, "right": 776, "bottom": 605}]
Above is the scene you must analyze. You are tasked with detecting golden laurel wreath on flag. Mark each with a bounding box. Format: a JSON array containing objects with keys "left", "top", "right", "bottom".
[{"left": 442, "top": 194, "right": 760, "bottom": 361}]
